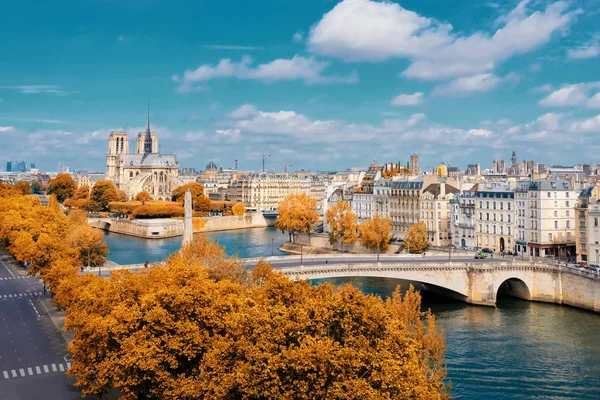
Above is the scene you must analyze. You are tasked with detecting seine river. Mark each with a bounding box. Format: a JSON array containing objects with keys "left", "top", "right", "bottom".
[{"left": 104, "top": 227, "right": 600, "bottom": 399}]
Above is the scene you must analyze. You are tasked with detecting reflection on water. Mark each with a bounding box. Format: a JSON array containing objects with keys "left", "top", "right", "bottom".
[
  {"left": 103, "top": 227, "right": 288, "bottom": 265},
  {"left": 104, "top": 231, "right": 600, "bottom": 399},
  {"left": 310, "top": 277, "right": 600, "bottom": 400}
]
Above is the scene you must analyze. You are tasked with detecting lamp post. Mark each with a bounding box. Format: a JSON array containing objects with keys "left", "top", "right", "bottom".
[
  {"left": 300, "top": 244, "right": 303, "bottom": 265},
  {"left": 271, "top": 238, "right": 274, "bottom": 257}
]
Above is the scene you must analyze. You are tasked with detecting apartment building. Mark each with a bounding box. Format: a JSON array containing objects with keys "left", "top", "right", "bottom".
[
  {"left": 390, "top": 180, "right": 424, "bottom": 238},
  {"left": 420, "top": 182, "right": 459, "bottom": 246},
  {"left": 514, "top": 180, "right": 530, "bottom": 255},
  {"left": 475, "top": 183, "right": 515, "bottom": 254},
  {"left": 450, "top": 185, "right": 478, "bottom": 249},
  {"left": 525, "top": 179, "right": 577, "bottom": 258},
  {"left": 576, "top": 185, "right": 600, "bottom": 262},
  {"left": 587, "top": 204, "right": 600, "bottom": 264},
  {"left": 373, "top": 179, "right": 391, "bottom": 220},
  {"left": 351, "top": 190, "right": 374, "bottom": 222}
]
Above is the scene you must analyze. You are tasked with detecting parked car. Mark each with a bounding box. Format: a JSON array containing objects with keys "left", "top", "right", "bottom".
[
  {"left": 589, "top": 264, "right": 600, "bottom": 272},
  {"left": 481, "top": 248, "right": 494, "bottom": 254},
  {"left": 577, "top": 262, "right": 588, "bottom": 269},
  {"left": 474, "top": 252, "right": 487, "bottom": 259}
]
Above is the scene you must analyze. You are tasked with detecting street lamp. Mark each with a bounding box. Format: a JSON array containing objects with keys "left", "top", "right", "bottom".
[
  {"left": 300, "top": 244, "right": 303, "bottom": 265},
  {"left": 271, "top": 238, "right": 274, "bottom": 257}
]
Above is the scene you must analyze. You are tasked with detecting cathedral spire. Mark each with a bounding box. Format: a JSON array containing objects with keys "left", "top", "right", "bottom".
[{"left": 144, "top": 99, "right": 152, "bottom": 155}]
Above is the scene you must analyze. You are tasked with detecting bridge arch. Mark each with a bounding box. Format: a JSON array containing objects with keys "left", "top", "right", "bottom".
[{"left": 496, "top": 277, "right": 531, "bottom": 301}]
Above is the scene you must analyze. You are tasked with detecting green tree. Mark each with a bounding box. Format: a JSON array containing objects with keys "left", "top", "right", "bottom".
[
  {"left": 31, "top": 180, "right": 42, "bottom": 194},
  {"left": 89, "top": 180, "right": 120, "bottom": 211},
  {"left": 48, "top": 173, "right": 76, "bottom": 202}
]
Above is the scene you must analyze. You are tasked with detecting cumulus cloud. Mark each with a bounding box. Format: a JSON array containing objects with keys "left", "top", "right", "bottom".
[
  {"left": 538, "top": 82, "right": 600, "bottom": 107},
  {"left": 0, "top": 85, "right": 68, "bottom": 95},
  {"left": 587, "top": 93, "right": 600, "bottom": 108},
  {"left": 227, "top": 104, "right": 258, "bottom": 119},
  {"left": 173, "top": 55, "right": 358, "bottom": 92},
  {"left": 467, "top": 128, "right": 493, "bottom": 137},
  {"left": 293, "top": 31, "right": 304, "bottom": 42},
  {"left": 390, "top": 92, "right": 424, "bottom": 106},
  {"left": 570, "top": 115, "right": 600, "bottom": 133},
  {"left": 431, "top": 73, "right": 513, "bottom": 97},
  {"left": 0, "top": 126, "right": 14, "bottom": 132},
  {"left": 568, "top": 45, "right": 600, "bottom": 60},
  {"left": 308, "top": 0, "right": 580, "bottom": 80}
]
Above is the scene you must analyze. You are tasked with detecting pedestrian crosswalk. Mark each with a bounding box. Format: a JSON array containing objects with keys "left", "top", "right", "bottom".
[
  {"left": 2, "top": 362, "right": 71, "bottom": 379},
  {"left": 0, "top": 276, "right": 29, "bottom": 280},
  {"left": 0, "top": 291, "right": 43, "bottom": 299}
]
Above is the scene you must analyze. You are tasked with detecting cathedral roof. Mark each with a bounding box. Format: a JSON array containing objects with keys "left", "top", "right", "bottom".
[{"left": 122, "top": 153, "right": 177, "bottom": 168}]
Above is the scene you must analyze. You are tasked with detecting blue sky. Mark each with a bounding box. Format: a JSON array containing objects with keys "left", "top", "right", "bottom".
[{"left": 1, "top": 0, "right": 600, "bottom": 172}]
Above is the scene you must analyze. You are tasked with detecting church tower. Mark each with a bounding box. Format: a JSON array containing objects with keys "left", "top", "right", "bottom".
[{"left": 106, "top": 131, "right": 129, "bottom": 182}]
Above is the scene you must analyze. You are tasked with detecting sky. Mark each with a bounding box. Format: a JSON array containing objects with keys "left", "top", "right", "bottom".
[{"left": 1, "top": 0, "right": 600, "bottom": 173}]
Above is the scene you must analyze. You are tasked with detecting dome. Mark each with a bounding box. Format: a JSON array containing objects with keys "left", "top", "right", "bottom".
[
  {"left": 205, "top": 161, "right": 218, "bottom": 171},
  {"left": 436, "top": 164, "right": 448, "bottom": 177}
]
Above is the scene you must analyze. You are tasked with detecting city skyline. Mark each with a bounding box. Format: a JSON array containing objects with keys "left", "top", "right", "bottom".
[{"left": 1, "top": 0, "right": 600, "bottom": 171}]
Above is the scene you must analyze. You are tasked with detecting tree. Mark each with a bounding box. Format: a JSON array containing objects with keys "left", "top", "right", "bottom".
[
  {"left": 31, "top": 180, "right": 42, "bottom": 194},
  {"left": 48, "top": 173, "right": 76, "bottom": 202},
  {"left": 74, "top": 185, "right": 90, "bottom": 200},
  {"left": 404, "top": 221, "right": 429, "bottom": 254},
  {"left": 359, "top": 214, "right": 392, "bottom": 261},
  {"left": 232, "top": 202, "right": 246, "bottom": 216},
  {"left": 135, "top": 191, "right": 152, "bottom": 202},
  {"left": 66, "top": 210, "right": 108, "bottom": 267},
  {"left": 276, "top": 193, "right": 319, "bottom": 244},
  {"left": 15, "top": 181, "right": 32, "bottom": 195},
  {"left": 118, "top": 190, "right": 128, "bottom": 202},
  {"left": 89, "top": 180, "right": 120, "bottom": 211},
  {"left": 195, "top": 195, "right": 212, "bottom": 212},
  {"left": 326, "top": 200, "right": 358, "bottom": 252},
  {"left": 172, "top": 182, "right": 204, "bottom": 203}
]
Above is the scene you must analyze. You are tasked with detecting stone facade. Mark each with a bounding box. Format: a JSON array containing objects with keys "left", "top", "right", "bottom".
[
  {"left": 475, "top": 183, "right": 515, "bottom": 253},
  {"left": 420, "top": 182, "right": 459, "bottom": 247}
]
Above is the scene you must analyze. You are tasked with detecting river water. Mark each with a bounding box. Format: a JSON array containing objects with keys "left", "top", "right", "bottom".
[{"left": 104, "top": 227, "right": 600, "bottom": 399}]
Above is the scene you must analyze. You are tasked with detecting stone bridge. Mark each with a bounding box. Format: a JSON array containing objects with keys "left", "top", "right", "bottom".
[{"left": 272, "top": 261, "right": 600, "bottom": 311}]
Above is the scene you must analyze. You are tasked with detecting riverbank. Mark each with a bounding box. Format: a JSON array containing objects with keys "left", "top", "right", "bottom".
[{"left": 90, "top": 212, "right": 274, "bottom": 239}]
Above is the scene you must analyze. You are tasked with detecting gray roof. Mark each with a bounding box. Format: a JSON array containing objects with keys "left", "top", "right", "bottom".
[
  {"left": 391, "top": 181, "right": 423, "bottom": 190},
  {"left": 122, "top": 153, "right": 178, "bottom": 168},
  {"left": 422, "top": 183, "right": 460, "bottom": 197},
  {"left": 529, "top": 179, "right": 572, "bottom": 191},
  {"left": 579, "top": 185, "right": 596, "bottom": 198}
]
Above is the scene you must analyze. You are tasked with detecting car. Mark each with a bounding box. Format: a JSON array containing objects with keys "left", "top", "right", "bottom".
[
  {"left": 577, "top": 262, "right": 588, "bottom": 269},
  {"left": 481, "top": 248, "right": 494, "bottom": 254},
  {"left": 589, "top": 264, "right": 600, "bottom": 272},
  {"left": 474, "top": 252, "right": 486, "bottom": 259}
]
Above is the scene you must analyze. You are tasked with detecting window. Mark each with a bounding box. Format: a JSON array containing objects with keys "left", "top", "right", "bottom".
[
  {"left": 566, "top": 192, "right": 570, "bottom": 198},
  {"left": 437, "top": 203, "right": 441, "bottom": 209},
  {"left": 566, "top": 210, "right": 570, "bottom": 217},
  {"left": 554, "top": 211, "right": 558, "bottom": 217},
  {"left": 566, "top": 201, "right": 570, "bottom": 207},
  {"left": 548, "top": 233, "right": 553, "bottom": 242},
  {"left": 508, "top": 227, "right": 511, "bottom": 235},
  {"left": 486, "top": 213, "right": 490, "bottom": 220},
  {"left": 500, "top": 202, "right": 503, "bottom": 210},
  {"left": 508, "top": 215, "right": 511, "bottom": 222},
  {"left": 480, "top": 201, "right": 483, "bottom": 208},
  {"left": 554, "top": 201, "right": 558, "bottom": 208},
  {"left": 566, "top": 221, "right": 570, "bottom": 229},
  {"left": 547, "top": 192, "right": 551, "bottom": 198},
  {"left": 486, "top": 201, "right": 489, "bottom": 209},
  {"left": 500, "top": 214, "right": 503, "bottom": 222},
  {"left": 500, "top": 226, "right": 504, "bottom": 234},
  {"left": 554, "top": 221, "right": 558, "bottom": 229},
  {"left": 493, "top": 225, "right": 496, "bottom": 234},
  {"left": 595, "top": 218, "right": 599, "bottom": 227},
  {"left": 493, "top": 201, "right": 496, "bottom": 209}
]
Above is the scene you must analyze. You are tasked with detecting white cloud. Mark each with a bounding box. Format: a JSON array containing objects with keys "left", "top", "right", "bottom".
[
  {"left": 227, "top": 104, "right": 258, "bottom": 119},
  {"left": 570, "top": 115, "right": 600, "bottom": 133},
  {"left": 538, "top": 82, "right": 600, "bottom": 107},
  {"left": 431, "top": 73, "right": 505, "bottom": 97},
  {"left": 467, "top": 128, "right": 493, "bottom": 137},
  {"left": 174, "top": 55, "right": 358, "bottom": 92},
  {"left": 530, "top": 83, "right": 553, "bottom": 93},
  {"left": 567, "top": 45, "right": 600, "bottom": 60},
  {"left": 117, "top": 35, "right": 129, "bottom": 42},
  {"left": 390, "top": 92, "right": 424, "bottom": 106},
  {"left": 0, "top": 85, "right": 68, "bottom": 95},
  {"left": 293, "top": 31, "right": 304, "bottom": 42},
  {"left": 587, "top": 93, "right": 600, "bottom": 108},
  {"left": 308, "top": 0, "right": 580, "bottom": 80},
  {"left": 0, "top": 126, "right": 14, "bottom": 132}
]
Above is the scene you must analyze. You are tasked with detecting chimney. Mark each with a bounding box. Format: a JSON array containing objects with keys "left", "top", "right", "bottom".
[{"left": 440, "top": 182, "right": 446, "bottom": 198}]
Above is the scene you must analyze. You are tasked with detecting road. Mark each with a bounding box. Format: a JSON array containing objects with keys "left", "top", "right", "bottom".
[{"left": 0, "top": 255, "right": 83, "bottom": 400}]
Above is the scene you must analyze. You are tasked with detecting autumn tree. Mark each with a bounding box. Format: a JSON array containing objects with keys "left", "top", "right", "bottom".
[
  {"left": 135, "top": 191, "right": 152, "bottom": 202},
  {"left": 48, "top": 173, "right": 76, "bottom": 202},
  {"left": 31, "top": 180, "right": 42, "bottom": 194},
  {"left": 276, "top": 193, "right": 319, "bottom": 244},
  {"left": 89, "top": 180, "right": 120, "bottom": 211},
  {"left": 15, "top": 181, "right": 32, "bottom": 195},
  {"left": 118, "top": 190, "right": 128, "bottom": 202},
  {"left": 404, "top": 221, "right": 429, "bottom": 254},
  {"left": 172, "top": 182, "right": 204, "bottom": 202},
  {"left": 66, "top": 210, "right": 108, "bottom": 267},
  {"left": 232, "top": 202, "right": 246, "bottom": 216},
  {"left": 326, "top": 200, "right": 358, "bottom": 252},
  {"left": 358, "top": 214, "right": 392, "bottom": 261},
  {"left": 195, "top": 195, "right": 212, "bottom": 212}
]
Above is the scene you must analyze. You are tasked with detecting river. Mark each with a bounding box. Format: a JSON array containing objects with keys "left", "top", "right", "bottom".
[{"left": 104, "top": 227, "right": 600, "bottom": 399}]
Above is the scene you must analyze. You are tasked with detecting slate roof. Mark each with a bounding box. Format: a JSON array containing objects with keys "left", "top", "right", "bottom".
[{"left": 422, "top": 183, "right": 460, "bottom": 197}]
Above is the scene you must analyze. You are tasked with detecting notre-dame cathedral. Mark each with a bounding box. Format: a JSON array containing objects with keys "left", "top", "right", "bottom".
[{"left": 105, "top": 107, "right": 181, "bottom": 200}]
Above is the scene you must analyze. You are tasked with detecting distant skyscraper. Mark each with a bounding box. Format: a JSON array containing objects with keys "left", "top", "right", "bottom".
[
  {"left": 6, "top": 161, "right": 11, "bottom": 172},
  {"left": 409, "top": 154, "right": 419, "bottom": 175}
]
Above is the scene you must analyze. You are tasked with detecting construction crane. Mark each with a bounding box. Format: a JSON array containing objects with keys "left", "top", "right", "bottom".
[
  {"left": 248, "top": 152, "right": 271, "bottom": 172},
  {"left": 234, "top": 158, "right": 239, "bottom": 170},
  {"left": 282, "top": 163, "right": 294, "bottom": 173}
]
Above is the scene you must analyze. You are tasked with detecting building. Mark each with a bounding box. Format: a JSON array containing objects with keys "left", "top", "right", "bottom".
[
  {"left": 75, "top": 171, "right": 91, "bottom": 188},
  {"left": 409, "top": 154, "right": 419, "bottom": 175},
  {"left": 514, "top": 180, "right": 530, "bottom": 255},
  {"left": 465, "top": 164, "right": 481, "bottom": 176},
  {"left": 475, "top": 183, "right": 515, "bottom": 254},
  {"left": 390, "top": 180, "right": 424, "bottom": 238},
  {"left": 105, "top": 107, "right": 181, "bottom": 200},
  {"left": 373, "top": 179, "right": 391, "bottom": 220},
  {"left": 576, "top": 185, "right": 600, "bottom": 262},
  {"left": 451, "top": 185, "right": 478, "bottom": 249},
  {"left": 420, "top": 182, "right": 459, "bottom": 247},
  {"left": 525, "top": 179, "right": 577, "bottom": 258},
  {"left": 587, "top": 204, "right": 600, "bottom": 264},
  {"left": 351, "top": 190, "right": 374, "bottom": 222},
  {"left": 493, "top": 160, "right": 505, "bottom": 174}
]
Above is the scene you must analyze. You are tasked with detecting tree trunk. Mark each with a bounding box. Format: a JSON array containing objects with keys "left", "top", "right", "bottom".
[{"left": 308, "top": 231, "right": 311, "bottom": 246}]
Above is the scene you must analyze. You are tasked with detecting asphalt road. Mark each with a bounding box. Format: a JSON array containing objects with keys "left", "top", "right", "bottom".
[
  {"left": 0, "top": 256, "right": 83, "bottom": 400},
  {"left": 244, "top": 255, "right": 498, "bottom": 268}
]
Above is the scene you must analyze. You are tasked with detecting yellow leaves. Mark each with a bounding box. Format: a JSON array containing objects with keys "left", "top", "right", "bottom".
[
  {"left": 276, "top": 193, "right": 319, "bottom": 240},
  {"left": 48, "top": 173, "right": 76, "bottom": 202},
  {"left": 231, "top": 202, "right": 246, "bottom": 216},
  {"left": 358, "top": 214, "right": 392, "bottom": 255},
  {"left": 134, "top": 190, "right": 152, "bottom": 202},
  {"left": 404, "top": 221, "right": 429, "bottom": 253},
  {"left": 192, "top": 217, "right": 206, "bottom": 232},
  {"left": 171, "top": 182, "right": 205, "bottom": 202},
  {"left": 326, "top": 200, "right": 358, "bottom": 250}
]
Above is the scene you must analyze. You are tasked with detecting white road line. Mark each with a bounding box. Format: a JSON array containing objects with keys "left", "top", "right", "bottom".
[
  {"left": 51, "top": 364, "right": 57, "bottom": 372},
  {"left": 59, "top": 364, "right": 65, "bottom": 372},
  {"left": 43, "top": 365, "right": 49, "bottom": 373},
  {"left": 66, "top": 362, "right": 71, "bottom": 368},
  {"left": 35, "top": 366, "right": 41, "bottom": 374},
  {"left": 11, "top": 370, "right": 17, "bottom": 378},
  {"left": 27, "top": 367, "right": 33, "bottom": 376},
  {"left": 19, "top": 368, "right": 25, "bottom": 377},
  {"left": 2, "top": 371, "right": 8, "bottom": 379}
]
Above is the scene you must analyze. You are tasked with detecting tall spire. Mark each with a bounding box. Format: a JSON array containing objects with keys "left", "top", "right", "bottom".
[{"left": 144, "top": 99, "right": 153, "bottom": 155}]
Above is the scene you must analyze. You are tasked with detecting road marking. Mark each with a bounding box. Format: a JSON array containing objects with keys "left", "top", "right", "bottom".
[
  {"left": 51, "top": 364, "right": 57, "bottom": 372},
  {"left": 0, "top": 292, "right": 43, "bottom": 299},
  {"left": 2, "top": 371, "right": 8, "bottom": 379},
  {"left": 27, "top": 367, "right": 33, "bottom": 376},
  {"left": 35, "top": 366, "right": 41, "bottom": 374},
  {"left": 43, "top": 365, "right": 49, "bottom": 373},
  {"left": 19, "top": 368, "right": 25, "bottom": 377},
  {"left": 11, "top": 370, "right": 17, "bottom": 378},
  {"left": 59, "top": 364, "right": 65, "bottom": 372},
  {"left": 66, "top": 362, "right": 71, "bottom": 368}
]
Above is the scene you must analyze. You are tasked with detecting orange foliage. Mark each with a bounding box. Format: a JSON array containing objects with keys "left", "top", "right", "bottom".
[
  {"left": 232, "top": 202, "right": 246, "bottom": 216},
  {"left": 326, "top": 200, "right": 358, "bottom": 251},
  {"left": 48, "top": 173, "right": 76, "bottom": 202},
  {"left": 131, "top": 202, "right": 184, "bottom": 219}
]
